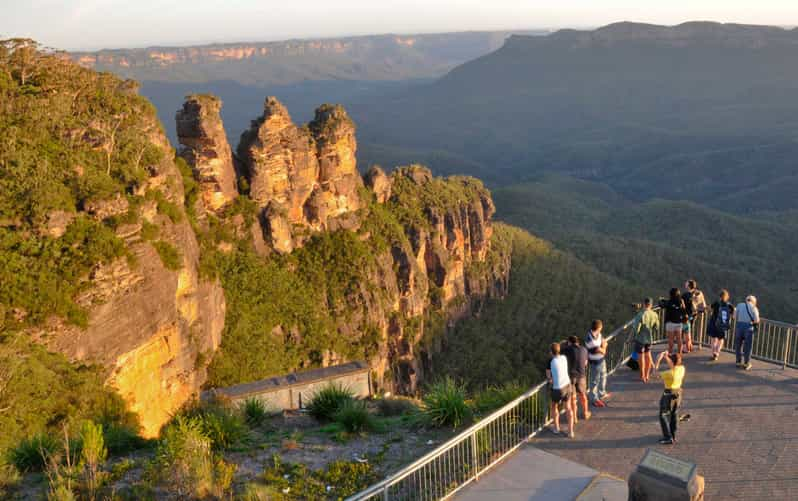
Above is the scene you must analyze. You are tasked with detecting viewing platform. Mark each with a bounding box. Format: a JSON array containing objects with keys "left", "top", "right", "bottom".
[
  {"left": 457, "top": 349, "right": 798, "bottom": 500},
  {"left": 349, "top": 314, "right": 798, "bottom": 501}
]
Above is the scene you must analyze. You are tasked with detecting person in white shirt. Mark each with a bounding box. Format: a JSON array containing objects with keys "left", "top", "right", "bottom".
[
  {"left": 585, "top": 319, "right": 612, "bottom": 407},
  {"left": 734, "top": 295, "right": 761, "bottom": 370},
  {"left": 547, "top": 342, "right": 575, "bottom": 438}
]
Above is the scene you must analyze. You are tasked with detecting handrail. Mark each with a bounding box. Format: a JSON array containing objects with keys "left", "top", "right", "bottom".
[
  {"left": 349, "top": 310, "right": 797, "bottom": 500},
  {"left": 348, "top": 315, "right": 640, "bottom": 501}
]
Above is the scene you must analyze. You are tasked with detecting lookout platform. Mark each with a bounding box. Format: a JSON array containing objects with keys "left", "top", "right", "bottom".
[{"left": 456, "top": 349, "right": 798, "bottom": 500}]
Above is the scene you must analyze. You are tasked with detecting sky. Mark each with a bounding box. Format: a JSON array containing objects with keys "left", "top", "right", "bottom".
[{"left": 3, "top": 0, "right": 798, "bottom": 51}]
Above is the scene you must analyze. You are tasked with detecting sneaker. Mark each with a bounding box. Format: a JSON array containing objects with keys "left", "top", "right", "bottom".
[
  {"left": 745, "top": 363, "right": 753, "bottom": 371},
  {"left": 679, "top": 414, "right": 691, "bottom": 422},
  {"left": 601, "top": 393, "right": 613, "bottom": 401},
  {"left": 592, "top": 400, "right": 606, "bottom": 408},
  {"left": 658, "top": 438, "right": 674, "bottom": 445},
  {"left": 569, "top": 430, "right": 575, "bottom": 439},
  {"left": 736, "top": 362, "right": 744, "bottom": 368},
  {"left": 584, "top": 412, "right": 592, "bottom": 421}
]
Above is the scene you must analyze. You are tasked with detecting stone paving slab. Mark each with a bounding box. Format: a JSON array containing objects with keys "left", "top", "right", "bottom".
[
  {"left": 455, "top": 446, "right": 599, "bottom": 501},
  {"left": 533, "top": 349, "right": 798, "bottom": 500}
]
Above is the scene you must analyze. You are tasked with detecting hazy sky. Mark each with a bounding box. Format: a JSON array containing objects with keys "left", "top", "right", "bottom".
[{"left": 4, "top": 0, "right": 798, "bottom": 51}]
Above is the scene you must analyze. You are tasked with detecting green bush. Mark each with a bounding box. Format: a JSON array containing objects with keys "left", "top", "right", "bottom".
[
  {"left": 242, "top": 398, "right": 272, "bottom": 427},
  {"left": 150, "top": 416, "right": 223, "bottom": 498},
  {"left": 259, "top": 456, "right": 376, "bottom": 500},
  {"left": 175, "top": 401, "right": 247, "bottom": 450},
  {"left": 376, "top": 397, "right": 419, "bottom": 417},
  {"left": 472, "top": 382, "right": 527, "bottom": 414},
  {"left": 333, "top": 400, "right": 374, "bottom": 433},
  {"left": 306, "top": 383, "right": 355, "bottom": 421},
  {"left": 7, "top": 433, "right": 58, "bottom": 472},
  {"left": 152, "top": 240, "right": 182, "bottom": 271},
  {"left": 421, "top": 378, "right": 472, "bottom": 429},
  {"left": 102, "top": 424, "right": 149, "bottom": 455}
]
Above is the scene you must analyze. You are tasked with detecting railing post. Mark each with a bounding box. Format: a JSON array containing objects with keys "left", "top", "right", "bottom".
[
  {"left": 471, "top": 432, "right": 479, "bottom": 481},
  {"left": 382, "top": 485, "right": 389, "bottom": 501},
  {"left": 784, "top": 328, "right": 792, "bottom": 370}
]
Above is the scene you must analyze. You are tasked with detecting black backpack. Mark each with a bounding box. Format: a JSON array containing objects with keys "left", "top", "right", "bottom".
[{"left": 715, "top": 303, "right": 733, "bottom": 332}]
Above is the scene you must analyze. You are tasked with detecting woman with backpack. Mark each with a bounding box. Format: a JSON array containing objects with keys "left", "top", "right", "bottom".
[
  {"left": 708, "top": 289, "right": 735, "bottom": 361},
  {"left": 664, "top": 288, "right": 689, "bottom": 355}
]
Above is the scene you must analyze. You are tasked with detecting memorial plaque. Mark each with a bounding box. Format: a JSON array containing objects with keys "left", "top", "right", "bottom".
[{"left": 637, "top": 449, "right": 696, "bottom": 487}]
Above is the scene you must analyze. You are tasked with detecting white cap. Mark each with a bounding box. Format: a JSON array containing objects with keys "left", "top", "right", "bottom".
[{"left": 746, "top": 295, "right": 757, "bottom": 305}]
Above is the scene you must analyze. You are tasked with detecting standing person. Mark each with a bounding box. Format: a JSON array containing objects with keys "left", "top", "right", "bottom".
[
  {"left": 655, "top": 351, "right": 686, "bottom": 445},
  {"left": 683, "top": 280, "right": 708, "bottom": 352},
  {"left": 563, "top": 336, "right": 591, "bottom": 421},
  {"left": 585, "top": 320, "right": 612, "bottom": 408},
  {"left": 632, "top": 298, "right": 660, "bottom": 383},
  {"left": 664, "top": 288, "right": 689, "bottom": 354},
  {"left": 734, "top": 295, "right": 760, "bottom": 370},
  {"left": 546, "top": 343, "right": 575, "bottom": 438},
  {"left": 708, "top": 290, "right": 735, "bottom": 361}
]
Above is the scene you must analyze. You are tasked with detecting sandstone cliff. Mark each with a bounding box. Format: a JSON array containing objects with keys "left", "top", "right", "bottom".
[
  {"left": 237, "top": 97, "right": 362, "bottom": 253},
  {"left": 176, "top": 95, "right": 239, "bottom": 215}
]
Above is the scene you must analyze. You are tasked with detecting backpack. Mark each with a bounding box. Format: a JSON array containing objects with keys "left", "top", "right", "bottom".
[{"left": 714, "top": 303, "right": 732, "bottom": 332}]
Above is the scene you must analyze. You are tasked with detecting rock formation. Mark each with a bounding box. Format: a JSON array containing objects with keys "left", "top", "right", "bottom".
[
  {"left": 176, "top": 95, "right": 238, "bottom": 214},
  {"left": 237, "top": 97, "right": 363, "bottom": 253},
  {"left": 364, "top": 166, "right": 392, "bottom": 203},
  {"left": 40, "top": 119, "right": 226, "bottom": 438}
]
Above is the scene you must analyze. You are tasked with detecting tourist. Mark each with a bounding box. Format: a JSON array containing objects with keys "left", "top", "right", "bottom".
[
  {"left": 632, "top": 298, "right": 660, "bottom": 383},
  {"left": 664, "top": 288, "right": 689, "bottom": 354},
  {"left": 734, "top": 295, "right": 760, "bottom": 370},
  {"left": 655, "top": 351, "right": 685, "bottom": 445},
  {"left": 682, "top": 280, "right": 707, "bottom": 352},
  {"left": 563, "top": 335, "right": 591, "bottom": 421},
  {"left": 547, "top": 342, "right": 575, "bottom": 438},
  {"left": 708, "top": 289, "right": 735, "bottom": 361},
  {"left": 585, "top": 319, "right": 611, "bottom": 407}
]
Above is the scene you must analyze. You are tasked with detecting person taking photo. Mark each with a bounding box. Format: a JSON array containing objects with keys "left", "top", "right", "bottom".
[{"left": 655, "top": 351, "right": 685, "bottom": 445}]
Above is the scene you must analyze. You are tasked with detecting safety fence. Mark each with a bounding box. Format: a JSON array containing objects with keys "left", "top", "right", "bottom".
[{"left": 347, "top": 309, "right": 796, "bottom": 500}]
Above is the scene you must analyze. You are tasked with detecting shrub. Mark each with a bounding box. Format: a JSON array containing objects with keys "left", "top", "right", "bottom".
[
  {"left": 176, "top": 401, "right": 247, "bottom": 450},
  {"left": 102, "top": 423, "right": 149, "bottom": 455},
  {"left": 472, "top": 382, "right": 527, "bottom": 414},
  {"left": 242, "top": 398, "right": 271, "bottom": 427},
  {"left": 376, "top": 397, "right": 419, "bottom": 417},
  {"left": 152, "top": 240, "right": 182, "bottom": 271},
  {"left": 7, "top": 433, "right": 58, "bottom": 472},
  {"left": 150, "top": 416, "right": 215, "bottom": 498},
  {"left": 78, "top": 420, "right": 107, "bottom": 498},
  {"left": 318, "top": 460, "right": 377, "bottom": 498},
  {"left": 333, "top": 400, "right": 374, "bottom": 433},
  {"left": 306, "top": 383, "right": 355, "bottom": 421},
  {"left": 421, "top": 378, "right": 472, "bottom": 429}
]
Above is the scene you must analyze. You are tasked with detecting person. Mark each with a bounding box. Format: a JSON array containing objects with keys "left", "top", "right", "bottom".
[
  {"left": 682, "top": 280, "right": 707, "bottom": 352},
  {"left": 664, "top": 288, "right": 689, "bottom": 354},
  {"left": 655, "top": 351, "right": 686, "bottom": 445},
  {"left": 632, "top": 298, "right": 660, "bottom": 383},
  {"left": 562, "top": 335, "right": 591, "bottom": 422},
  {"left": 547, "top": 342, "right": 575, "bottom": 438},
  {"left": 734, "top": 295, "right": 760, "bottom": 370},
  {"left": 585, "top": 320, "right": 612, "bottom": 407},
  {"left": 708, "top": 289, "right": 735, "bottom": 361}
]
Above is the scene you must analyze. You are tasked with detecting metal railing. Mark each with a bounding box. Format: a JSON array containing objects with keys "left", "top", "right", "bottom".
[
  {"left": 348, "top": 309, "right": 797, "bottom": 501},
  {"left": 348, "top": 315, "right": 641, "bottom": 501}
]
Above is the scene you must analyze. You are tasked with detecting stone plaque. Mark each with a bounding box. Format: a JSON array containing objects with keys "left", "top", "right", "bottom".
[{"left": 637, "top": 449, "right": 696, "bottom": 487}]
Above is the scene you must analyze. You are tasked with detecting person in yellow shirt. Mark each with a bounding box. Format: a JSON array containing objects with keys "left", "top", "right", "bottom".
[{"left": 655, "top": 351, "right": 685, "bottom": 445}]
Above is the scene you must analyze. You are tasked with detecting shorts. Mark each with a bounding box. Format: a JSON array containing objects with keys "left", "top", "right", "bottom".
[
  {"left": 550, "top": 386, "right": 570, "bottom": 404},
  {"left": 570, "top": 376, "right": 587, "bottom": 395},
  {"left": 709, "top": 326, "right": 728, "bottom": 340},
  {"left": 634, "top": 341, "right": 651, "bottom": 354},
  {"left": 665, "top": 322, "right": 682, "bottom": 334}
]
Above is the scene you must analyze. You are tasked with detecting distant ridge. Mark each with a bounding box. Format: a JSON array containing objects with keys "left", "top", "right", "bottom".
[{"left": 503, "top": 21, "right": 798, "bottom": 49}]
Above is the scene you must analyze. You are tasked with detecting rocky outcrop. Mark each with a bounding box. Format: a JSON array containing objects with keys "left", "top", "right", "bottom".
[
  {"left": 237, "top": 97, "right": 363, "bottom": 253},
  {"left": 39, "top": 120, "right": 226, "bottom": 438},
  {"left": 364, "top": 166, "right": 392, "bottom": 203},
  {"left": 176, "top": 95, "right": 238, "bottom": 214}
]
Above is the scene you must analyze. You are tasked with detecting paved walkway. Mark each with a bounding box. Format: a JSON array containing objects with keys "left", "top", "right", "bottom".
[
  {"left": 534, "top": 349, "right": 798, "bottom": 500},
  {"left": 454, "top": 349, "right": 798, "bottom": 500}
]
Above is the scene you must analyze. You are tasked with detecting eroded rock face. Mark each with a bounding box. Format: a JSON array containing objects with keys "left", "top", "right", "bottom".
[
  {"left": 364, "top": 166, "right": 392, "bottom": 203},
  {"left": 176, "top": 95, "right": 238, "bottom": 214},
  {"left": 237, "top": 97, "right": 363, "bottom": 252},
  {"left": 42, "top": 122, "right": 226, "bottom": 437}
]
